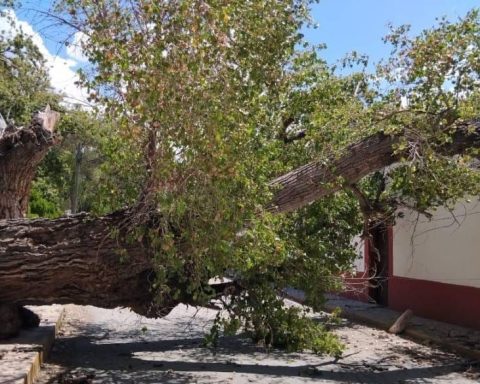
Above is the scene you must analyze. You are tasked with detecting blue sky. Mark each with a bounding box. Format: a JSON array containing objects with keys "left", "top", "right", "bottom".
[
  {"left": 305, "top": 0, "right": 479, "bottom": 65},
  {"left": 3, "top": 0, "right": 479, "bottom": 102},
  {"left": 17, "top": 0, "right": 480, "bottom": 62}
]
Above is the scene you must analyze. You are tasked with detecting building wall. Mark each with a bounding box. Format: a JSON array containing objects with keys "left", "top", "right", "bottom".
[
  {"left": 340, "top": 236, "right": 371, "bottom": 302},
  {"left": 392, "top": 200, "right": 480, "bottom": 288},
  {"left": 389, "top": 199, "right": 480, "bottom": 329}
]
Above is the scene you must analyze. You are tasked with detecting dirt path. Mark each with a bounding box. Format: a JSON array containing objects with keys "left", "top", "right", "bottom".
[{"left": 37, "top": 303, "right": 479, "bottom": 383}]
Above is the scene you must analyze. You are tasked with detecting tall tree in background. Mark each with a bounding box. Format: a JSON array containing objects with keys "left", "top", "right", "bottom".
[{"left": 0, "top": 23, "right": 58, "bottom": 124}]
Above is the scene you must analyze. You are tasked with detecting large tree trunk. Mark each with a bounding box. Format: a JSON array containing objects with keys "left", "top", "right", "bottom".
[
  {"left": 0, "top": 209, "right": 164, "bottom": 316},
  {"left": 1, "top": 115, "right": 479, "bottom": 315}
]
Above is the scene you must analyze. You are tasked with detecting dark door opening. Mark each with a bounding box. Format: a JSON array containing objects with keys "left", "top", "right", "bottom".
[{"left": 368, "top": 222, "right": 389, "bottom": 306}]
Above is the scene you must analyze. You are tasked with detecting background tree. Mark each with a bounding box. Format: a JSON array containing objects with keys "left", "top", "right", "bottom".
[
  {"left": 0, "top": 25, "right": 58, "bottom": 124},
  {"left": 28, "top": 109, "right": 128, "bottom": 218}
]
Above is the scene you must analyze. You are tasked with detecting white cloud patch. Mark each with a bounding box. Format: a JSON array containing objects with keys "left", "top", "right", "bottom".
[
  {"left": 0, "top": 10, "right": 89, "bottom": 107},
  {"left": 400, "top": 95, "right": 409, "bottom": 109},
  {"left": 66, "top": 31, "right": 89, "bottom": 62}
]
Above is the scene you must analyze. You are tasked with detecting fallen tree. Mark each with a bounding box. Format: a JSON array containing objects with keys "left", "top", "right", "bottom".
[
  {"left": 1, "top": 2, "right": 480, "bottom": 354},
  {"left": 1, "top": 110, "right": 479, "bottom": 316}
]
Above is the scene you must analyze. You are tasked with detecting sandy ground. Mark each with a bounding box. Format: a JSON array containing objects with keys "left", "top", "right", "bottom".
[{"left": 36, "top": 302, "right": 479, "bottom": 384}]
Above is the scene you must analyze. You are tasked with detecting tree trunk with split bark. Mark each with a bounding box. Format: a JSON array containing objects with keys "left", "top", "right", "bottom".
[
  {"left": 0, "top": 107, "right": 60, "bottom": 219},
  {"left": 0, "top": 210, "right": 161, "bottom": 315}
]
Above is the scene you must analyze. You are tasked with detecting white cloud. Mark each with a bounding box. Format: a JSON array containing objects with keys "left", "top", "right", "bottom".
[
  {"left": 0, "top": 10, "right": 89, "bottom": 107},
  {"left": 66, "top": 31, "right": 89, "bottom": 62}
]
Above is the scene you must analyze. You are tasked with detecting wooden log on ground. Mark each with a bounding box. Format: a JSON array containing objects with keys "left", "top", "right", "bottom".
[{"left": 388, "top": 309, "right": 414, "bottom": 334}]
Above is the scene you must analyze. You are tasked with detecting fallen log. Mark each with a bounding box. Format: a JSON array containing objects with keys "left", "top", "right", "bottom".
[{"left": 388, "top": 309, "right": 414, "bottom": 334}]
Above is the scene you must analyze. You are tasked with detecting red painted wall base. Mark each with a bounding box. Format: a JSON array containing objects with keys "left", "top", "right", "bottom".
[
  {"left": 340, "top": 273, "right": 371, "bottom": 302},
  {"left": 389, "top": 276, "right": 480, "bottom": 330}
]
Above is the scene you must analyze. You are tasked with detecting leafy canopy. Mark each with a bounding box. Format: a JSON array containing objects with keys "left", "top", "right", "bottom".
[{"left": 0, "top": 11, "right": 59, "bottom": 123}]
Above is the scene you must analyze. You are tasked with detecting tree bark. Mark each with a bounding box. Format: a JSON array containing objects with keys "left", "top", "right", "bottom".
[
  {"left": 0, "top": 107, "right": 61, "bottom": 337},
  {"left": 269, "top": 119, "right": 480, "bottom": 213},
  {"left": 388, "top": 309, "right": 414, "bottom": 334},
  {"left": 0, "top": 209, "right": 167, "bottom": 316},
  {"left": 0, "top": 106, "right": 60, "bottom": 219},
  {"left": 269, "top": 132, "right": 399, "bottom": 213},
  {"left": 1, "top": 116, "right": 479, "bottom": 315}
]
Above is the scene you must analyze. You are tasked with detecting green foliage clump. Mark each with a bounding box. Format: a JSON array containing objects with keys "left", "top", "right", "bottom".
[
  {"left": 0, "top": 20, "right": 59, "bottom": 124},
  {"left": 54, "top": 0, "right": 324, "bottom": 312},
  {"left": 28, "top": 178, "right": 64, "bottom": 218},
  {"left": 27, "top": 109, "right": 127, "bottom": 217},
  {"left": 280, "top": 194, "right": 362, "bottom": 310},
  {"left": 205, "top": 283, "right": 344, "bottom": 357}
]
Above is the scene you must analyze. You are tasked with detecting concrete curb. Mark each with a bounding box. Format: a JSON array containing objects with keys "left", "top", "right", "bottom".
[
  {"left": 0, "top": 305, "right": 65, "bottom": 384},
  {"left": 324, "top": 302, "right": 389, "bottom": 328},
  {"left": 324, "top": 301, "right": 480, "bottom": 362},
  {"left": 403, "top": 328, "right": 480, "bottom": 362},
  {"left": 25, "top": 306, "right": 65, "bottom": 384},
  {"left": 282, "top": 289, "right": 480, "bottom": 362}
]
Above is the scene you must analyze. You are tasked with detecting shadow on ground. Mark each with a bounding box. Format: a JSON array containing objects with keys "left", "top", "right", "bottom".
[{"left": 41, "top": 306, "right": 469, "bottom": 384}]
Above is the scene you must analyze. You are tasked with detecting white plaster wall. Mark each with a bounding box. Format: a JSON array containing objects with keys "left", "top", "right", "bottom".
[
  {"left": 351, "top": 235, "right": 365, "bottom": 273},
  {"left": 393, "top": 199, "right": 480, "bottom": 288}
]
